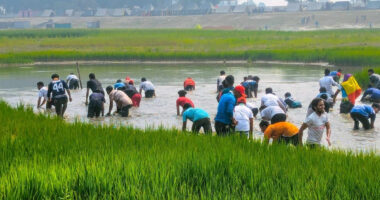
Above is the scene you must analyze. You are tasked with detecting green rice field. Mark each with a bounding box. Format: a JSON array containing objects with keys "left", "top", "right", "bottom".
[
  {"left": 0, "top": 101, "right": 379, "bottom": 199},
  {"left": 0, "top": 29, "right": 379, "bottom": 66}
]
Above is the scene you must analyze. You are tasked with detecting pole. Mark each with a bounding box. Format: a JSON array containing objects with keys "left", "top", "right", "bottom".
[{"left": 76, "top": 62, "right": 83, "bottom": 89}]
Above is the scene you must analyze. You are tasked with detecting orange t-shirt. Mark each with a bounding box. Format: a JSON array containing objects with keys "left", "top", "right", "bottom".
[
  {"left": 264, "top": 122, "right": 299, "bottom": 141},
  {"left": 184, "top": 78, "right": 195, "bottom": 87}
]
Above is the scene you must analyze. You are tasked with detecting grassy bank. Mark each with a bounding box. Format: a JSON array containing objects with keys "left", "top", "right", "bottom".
[
  {"left": 0, "top": 101, "right": 379, "bottom": 199},
  {"left": 354, "top": 67, "right": 380, "bottom": 88},
  {"left": 0, "top": 29, "right": 379, "bottom": 66}
]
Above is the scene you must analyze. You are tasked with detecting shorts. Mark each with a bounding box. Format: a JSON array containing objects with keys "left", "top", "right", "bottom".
[
  {"left": 214, "top": 121, "right": 233, "bottom": 136},
  {"left": 278, "top": 134, "right": 299, "bottom": 146},
  {"left": 53, "top": 95, "right": 68, "bottom": 115},
  {"left": 271, "top": 113, "right": 286, "bottom": 124},
  {"left": 68, "top": 79, "right": 79, "bottom": 90},
  {"left": 117, "top": 105, "right": 132, "bottom": 117},
  {"left": 145, "top": 90, "right": 155, "bottom": 98},
  {"left": 46, "top": 100, "right": 53, "bottom": 109},
  {"left": 132, "top": 93, "right": 142, "bottom": 107},
  {"left": 88, "top": 100, "right": 103, "bottom": 118},
  {"left": 192, "top": 118, "right": 212, "bottom": 134},
  {"left": 184, "top": 85, "right": 195, "bottom": 91}
]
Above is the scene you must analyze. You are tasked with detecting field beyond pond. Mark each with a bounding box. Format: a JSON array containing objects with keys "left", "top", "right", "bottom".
[
  {"left": 0, "top": 29, "right": 380, "bottom": 66},
  {"left": 0, "top": 101, "right": 379, "bottom": 199}
]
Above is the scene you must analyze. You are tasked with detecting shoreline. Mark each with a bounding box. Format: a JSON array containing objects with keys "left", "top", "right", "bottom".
[{"left": 0, "top": 60, "right": 333, "bottom": 67}]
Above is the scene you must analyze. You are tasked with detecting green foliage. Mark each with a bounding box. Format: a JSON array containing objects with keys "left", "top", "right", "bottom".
[
  {"left": 0, "top": 29, "right": 379, "bottom": 66},
  {"left": 354, "top": 67, "right": 380, "bottom": 88},
  {"left": 0, "top": 101, "right": 379, "bottom": 199}
]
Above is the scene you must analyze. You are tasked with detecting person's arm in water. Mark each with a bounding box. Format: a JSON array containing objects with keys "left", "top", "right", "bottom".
[
  {"left": 360, "top": 89, "right": 370, "bottom": 101},
  {"left": 249, "top": 117, "right": 253, "bottom": 139},
  {"left": 101, "top": 102, "right": 104, "bottom": 117},
  {"left": 297, "top": 123, "right": 308, "bottom": 147},
  {"left": 333, "top": 89, "right": 341, "bottom": 104},
  {"left": 177, "top": 105, "right": 180, "bottom": 116},
  {"left": 182, "top": 120, "right": 187, "bottom": 132},
  {"left": 66, "top": 89, "right": 72, "bottom": 102},
  {"left": 277, "top": 99, "right": 287, "bottom": 112},
  {"left": 37, "top": 97, "right": 46, "bottom": 108},
  {"left": 107, "top": 96, "right": 113, "bottom": 116},
  {"left": 85, "top": 88, "right": 90, "bottom": 105},
  {"left": 325, "top": 122, "right": 331, "bottom": 146},
  {"left": 370, "top": 114, "right": 376, "bottom": 129}
]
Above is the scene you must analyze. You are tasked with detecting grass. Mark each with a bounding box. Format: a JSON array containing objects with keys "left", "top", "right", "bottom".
[
  {"left": 0, "top": 101, "right": 379, "bottom": 199},
  {"left": 0, "top": 29, "right": 379, "bottom": 66},
  {"left": 354, "top": 67, "right": 380, "bottom": 88}
]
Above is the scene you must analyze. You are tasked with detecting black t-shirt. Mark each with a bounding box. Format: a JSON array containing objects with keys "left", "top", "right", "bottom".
[
  {"left": 87, "top": 79, "right": 104, "bottom": 93},
  {"left": 123, "top": 85, "right": 138, "bottom": 98},
  {"left": 48, "top": 80, "right": 68, "bottom": 98}
]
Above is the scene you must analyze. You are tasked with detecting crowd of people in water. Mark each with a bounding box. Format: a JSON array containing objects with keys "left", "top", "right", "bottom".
[{"left": 35, "top": 68, "right": 380, "bottom": 147}]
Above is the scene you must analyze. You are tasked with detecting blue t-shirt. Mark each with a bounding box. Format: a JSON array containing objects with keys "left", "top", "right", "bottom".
[
  {"left": 114, "top": 82, "right": 126, "bottom": 89},
  {"left": 215, "top": 93, "right": 236, "bottom": 124},
  {"left": 47, "top": 80, "right": 68, "bottom": 98},
  {"left": 363, "top": 88, "right": 380, "bottom": 100},
  {"left": 183, "top": 108, "right": 209, "bottom": 122},
  {"left": 329, "top": 71, "right": 338, "bottom": 76},
  {"left": 351, "top": 105, "right": 375, "bottom": 119}
]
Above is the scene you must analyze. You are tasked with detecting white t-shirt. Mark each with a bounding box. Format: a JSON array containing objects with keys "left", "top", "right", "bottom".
[
  {"left": 139, "top": 81, "right": 155, "bottom": 91},
  {"left": 217, "top": 75, "right": 226, "bottom": 86},
  {"left": 245, "top": 102, "right": 256, "bottom": 110},
  {"left": 261, "top": 93, "right": 280, "bottom": 107},
  {"left": 304, "top": 112, "right": 329, "bottom": 145},
  {"left": 319, "top": 76, "right": 338, "bottom": 96},
  {"left": 260, "top": 106, "right": 285, "bottom": 120},
  {"left": 38, "top": 87, "right": 48, "bottom": 99},
  {"left": 233, "top": 104, "right": 253, "bottom": 132},
  {"left": 66, "top": 74, "right": 78, "bottom": 81}
]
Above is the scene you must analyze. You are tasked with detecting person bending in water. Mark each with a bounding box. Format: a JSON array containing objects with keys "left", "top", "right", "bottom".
[
  {"left": 217, "top": 70, "right": 226, "bottom": 92},
  {"left": 114, "top": 79, "right": 126, "bottom": 90},
  {"left": 361, "top": 87, "right": 380, "bottom": 103},
  {"left": 319, "top": 68, "right": 338, "bottom": 98},
  {"left": 86, "top": 73, "right": 104, "bottom": 105},
  {"left": 260, "top": 105, "right": 286, "bottom": 124},
  {"left": 182, "top": 103, "right": 212, "bottom": 134},
  {"left": 124, "top": 82, "right": 141, "bottom": 107},
  {"left": 47, "top": 74, "right": 72, "bottom": 117},
  {"left": 88, "top": 92, "right": 105, "bottom": 118},
  {"left": 176, "top": 90, "right": 194, "bottom": 116},
  {"left": 261, "top": 88, "right": 287, "bottom": 112},
  {"left": 329, "top": 68, "right": 342, "bottom": 84},
  {"left": 184, "top": 77, "right": 195, "bottom": 91},
  {"left": 284, "top": 92, "right": 302, "bottom": 108},
  {"left": 106, "top": 86, "right": 133, "bottom": 117},
  {"left": 233, "top": 94, "right": 254, "bottom": 138},
  {"left": 36, "top": 81, "right": 53, "bottom": 109},
  {"left": 368, "top": 69, "right": 380, "bottom": 89},
  {"left": 298, "top": 98, "right": 331, "bottom": 148},
  {"left": 350, "top": 103, "right": 380, "bottom": 130},
  {"left": 139, "top": 77, "right": 155, "bottom": 98},
  {"left": 260, "top": 120, "right": 300, "bottom": 146},
  {"left": 66, "top": 73, "right": 79, "bottom": 90}
]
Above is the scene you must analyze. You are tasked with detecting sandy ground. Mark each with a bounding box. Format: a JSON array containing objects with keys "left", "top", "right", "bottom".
[{"left": 0, "top": 10, "right": 379, "bottom": 30}]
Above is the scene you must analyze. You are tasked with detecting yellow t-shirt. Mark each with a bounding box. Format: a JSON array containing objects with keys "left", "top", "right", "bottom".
[{"left": 264, "top": 122, "right": 299, "bottom": 141}]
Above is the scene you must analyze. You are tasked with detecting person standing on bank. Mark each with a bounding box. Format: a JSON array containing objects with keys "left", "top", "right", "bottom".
[
  {"left": 298, "top": 98, "right": 331, "bottom": 148},
  {"left": 106, "top": 86, "right": 133, "bottom": 117},
  {"left": 217, "top": 70, "right": 226, "bottom": 92},
  {"left": 139, "top": 77, "right": 156, "bottom": 98},
  {"left": 47, "top": 74, "right": 72, "bottom": 117},
  {"left": 85, "top": 73, "right": 104, "bottom": 105},
  {"left": 182, "top": 103, "right": 212, "bottom": 134}
]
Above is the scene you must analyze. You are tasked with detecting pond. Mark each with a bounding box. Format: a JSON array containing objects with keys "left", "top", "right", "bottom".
[{"left": 0, "top": 63, "right": 377, "bottom": 151}]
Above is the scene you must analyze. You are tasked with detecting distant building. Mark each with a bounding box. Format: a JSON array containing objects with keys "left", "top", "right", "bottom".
[
  {"left": 95, "top": 8, "right": 108, "bottom": 17},
  {"left": 41, "top": 9, "right": 55, "bottom": 17},
  {"left": 366, "top": 1, "right": 380, "bottom": 9},
  {"left": 214, "top": 6, "right": 232, "bottom": 13},
  {"left": 13, "top": 21, "right": 31, "bottom": 29},
  {"left": 110, "top": 8, "right": 126, "bottom": 17},
  {"left": 286, "top": 2, "right": 301, "bottom": 12},
  {"left": 19, "top": 10, "right": 32, "bottom": 18},
  {"left": 331, "top": 1, "right": 351, "bottom": 10},
  {"left": 304, "top": 2, "right": 325, "bottom": 11},
  {"left": 65, "top": 9, "right": 74, "bottom": 17}
]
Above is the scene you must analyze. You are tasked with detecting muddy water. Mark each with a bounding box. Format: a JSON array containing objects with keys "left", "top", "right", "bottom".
[{"left": 0, "top": 63, "right": 378, "bottom": 151}]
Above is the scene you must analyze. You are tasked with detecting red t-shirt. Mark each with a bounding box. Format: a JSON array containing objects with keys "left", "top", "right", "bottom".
[
  {"left": 184, "top": 78, "right": 195, "bottom": 87},
  {"left": 176, "top": 97, "right": 194, "bottom": 108}
]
